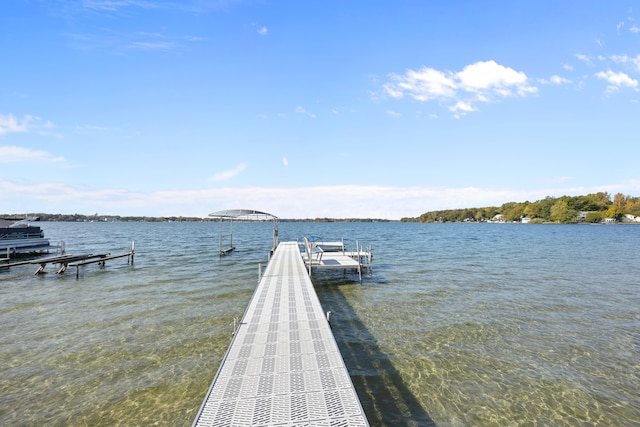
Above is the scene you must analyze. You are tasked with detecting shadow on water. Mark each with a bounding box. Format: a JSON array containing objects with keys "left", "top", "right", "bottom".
[{"left": 314, "top": 276, "right": 436, "bottom": 427}]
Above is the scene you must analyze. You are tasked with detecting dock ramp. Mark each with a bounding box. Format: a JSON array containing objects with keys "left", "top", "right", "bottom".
[{"left": 192, "top": 242, "right": 369, "bottom": 426}]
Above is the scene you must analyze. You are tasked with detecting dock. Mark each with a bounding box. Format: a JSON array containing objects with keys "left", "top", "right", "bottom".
[
  {"left": 192, "top": 242, "right": 369, "bottom": 426},
  {"left": 301, "top": 238, "right": 372, "bottom": 282},
  {"left": 0, "top": 241, "right": 135, "bottom": 277}
]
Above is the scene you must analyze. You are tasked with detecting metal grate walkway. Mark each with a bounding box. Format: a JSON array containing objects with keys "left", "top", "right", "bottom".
[{"left": 192, "top": 242, "right": 369, "bottom": 426}]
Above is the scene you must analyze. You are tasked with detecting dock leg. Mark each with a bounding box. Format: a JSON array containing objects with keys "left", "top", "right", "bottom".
[{"left": 34, "top": 264, "right": 46, "bottom": 275}]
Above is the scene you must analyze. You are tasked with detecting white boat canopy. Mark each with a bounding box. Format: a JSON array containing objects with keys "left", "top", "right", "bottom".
[
  {"left": 208, "top": 209, "right": 278, "bottom": 221},
  {"left": 208, "top": 209, "right": 279, "bottom": 255}
]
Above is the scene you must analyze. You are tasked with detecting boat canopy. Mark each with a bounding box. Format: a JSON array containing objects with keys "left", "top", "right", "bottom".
[
  {"left": 208, "top": 209, "right": 279, "bottom": 255},
  {"left": 208, "top": 209, "right": 278, "bottom": 221}
]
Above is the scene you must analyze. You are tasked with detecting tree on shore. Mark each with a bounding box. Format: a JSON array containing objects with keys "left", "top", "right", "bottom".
[
  {"left": 550, "top": 198, "right": 577, "bottom": 223},
  {"left": 402, "top": 192, "right": 640, "bottom": 223}
]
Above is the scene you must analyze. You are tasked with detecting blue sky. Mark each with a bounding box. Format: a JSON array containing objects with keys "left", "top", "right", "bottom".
[{"left": 1, "top": 1, "right": 639, "bottom": 219}]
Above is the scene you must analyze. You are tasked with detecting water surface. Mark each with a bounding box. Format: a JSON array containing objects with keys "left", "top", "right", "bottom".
[{"left": 1, "top": 222, "right": 638, "bottom": 426}]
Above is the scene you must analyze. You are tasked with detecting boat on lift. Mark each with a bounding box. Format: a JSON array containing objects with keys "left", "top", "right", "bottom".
[{"left": 0, "top": 217, "right": 51, "bottom": 257}]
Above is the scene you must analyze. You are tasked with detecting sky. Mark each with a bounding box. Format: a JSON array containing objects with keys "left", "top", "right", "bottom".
[{"left": 1, "top": 1, "right": 639, "bottom": 220}]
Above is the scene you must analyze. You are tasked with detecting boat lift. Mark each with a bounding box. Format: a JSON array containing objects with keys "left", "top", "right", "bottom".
[{"left": 208, "top": 209, "right": 279, "bottom": 256}]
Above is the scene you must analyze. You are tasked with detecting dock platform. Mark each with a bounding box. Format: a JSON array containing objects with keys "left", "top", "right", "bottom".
[
  {"left": 192, "top": 242, "right": 369, "bottom": 426},
  {"left": 301, "top": 238, "right": 372, "bottom": 282}
]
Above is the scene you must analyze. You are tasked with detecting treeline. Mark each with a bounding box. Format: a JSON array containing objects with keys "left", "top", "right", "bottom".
[
  {"left": 1, "top": 213, "right": 207, "bottom": 222},
  {"left": 401, "top": 192, "right": 640, "bottom": 223},
  {"left": 2, "top": 213, "right": 392, "bottom": 223}
]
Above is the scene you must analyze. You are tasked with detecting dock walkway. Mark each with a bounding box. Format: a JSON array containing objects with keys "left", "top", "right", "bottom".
[{"left": 192, "top": 242, "right": 369, "bottom": 426}]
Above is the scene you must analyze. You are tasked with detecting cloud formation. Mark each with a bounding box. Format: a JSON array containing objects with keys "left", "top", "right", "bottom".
[
  {"left": 383, "top": 60, "right": 537, "bottom": 116},
  {"left": 0, "top": 114, "right": 55, "bottom": 136},
  {"left": 3, "top": 179, "right": 640, "bottom": 220},
  {"left": 295, "top": 106, "right": 316, "bottom": 118},
  {"left": 539, "top": 75, "right": 572, "bottom": 85},
  {"left": 595, "top": 70, "right": 639, "bottom": 93},
  {"left": 0, "top": 146, "right": 66, "bottom": 163},
  {"left": 209, "top": 163, "right": 247, "bottom": 181},
  {"left": 0, "top": 114, "right": 32, "bottom": 135},
  {"left": 610, "top": 54, "right": 640, "bottom": 72}
]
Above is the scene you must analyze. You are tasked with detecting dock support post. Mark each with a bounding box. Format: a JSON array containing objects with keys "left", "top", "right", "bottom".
[
  {"left": 232, "top": 317, "right": 239, "bottom": 335},
  {"left": 356, "top": 240, "right": 362, "bottom": 283},
  {"left": 218, "top": 219, "right": 223, "bottom": 256},
  {"left": 258, "top": 263, "right": 262, "bottom": 282}
]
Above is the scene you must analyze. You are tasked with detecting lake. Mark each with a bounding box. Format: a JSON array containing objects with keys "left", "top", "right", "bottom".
[{"left": 1, "top": 221, "right": 638, "bottom": 426}]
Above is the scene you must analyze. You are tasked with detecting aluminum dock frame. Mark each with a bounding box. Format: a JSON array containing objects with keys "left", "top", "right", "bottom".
[{"left": 192, "top": 242, "right": 369, "bottom": 426}]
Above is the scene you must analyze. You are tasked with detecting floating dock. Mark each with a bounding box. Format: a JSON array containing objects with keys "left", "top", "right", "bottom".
[{"left": 192, "top": 241, "right": 369, "bottom": 426}]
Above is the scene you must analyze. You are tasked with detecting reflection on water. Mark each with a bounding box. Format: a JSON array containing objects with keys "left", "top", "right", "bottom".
[{"left": 1, "top": 221, "right": 639, "bottom": 426}]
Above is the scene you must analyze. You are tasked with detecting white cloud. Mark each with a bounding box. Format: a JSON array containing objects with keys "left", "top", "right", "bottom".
[
  {"left": 209, "top": 163, "right": 247, "bottom": 181},
  {"left": 0, "top": 114, "right": 31, "bottom": 135},
  {"left": 449, "top": 101, "right": 476, "bottom": 117},
  {"left": 382, "top": 60, "right": 536, "bottom": 116},
  {"left": 575, "top": 53, "right": 592, "bottom": 65},
  {"left": 539, "top": 75, "right": 571, "bottom": 85},
  {"left": 282, "top": 157, "right": 289, "bottom": 167},
  {"left": 595, "top": 70, "right": 639, "bottom": 93},
  {"left": 456, "top": 60, "right": 529, "bottom": 92},
  {"left": 3, "top": 179, "right": 640, "bottom": 220},
  {"left": 384, "top": 67, "right": 456, "bottom": 101},
  {"left": 610, "top": 54, "right": 640, "bottom": 72},
  {"left": 631, "top": 25, "right": 640, "bottom": 33},
  {"left": 385, "top": 110, "right": 401, "bottom": 117},
  {"left": 257, "top": 26, "right": 268, "bottom": 36},
  {"left": 0, "top": 114, "right": 58, "bottom": 137},
  {"left": 128, "top": 41, "right": 178, "bottom": 50},
  {"left": 67, "top": 25, "right": 203, "bottom": 53},
  {"left": 0, "top": 146, "right": 66, "bottom": 163},
  {"left": 617, "top": 21, "right": 625, "bottom": 35},
  {"left": 295, "top": 106, "right": 316, "bottom": 118},
  {"left": 81, "top": 0, "right": 162, "bottom": 12}
]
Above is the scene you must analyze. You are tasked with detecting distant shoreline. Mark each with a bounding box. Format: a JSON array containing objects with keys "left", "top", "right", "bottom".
[{"left": 0, "top": 214, "right": 396, "bottom": 223}]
